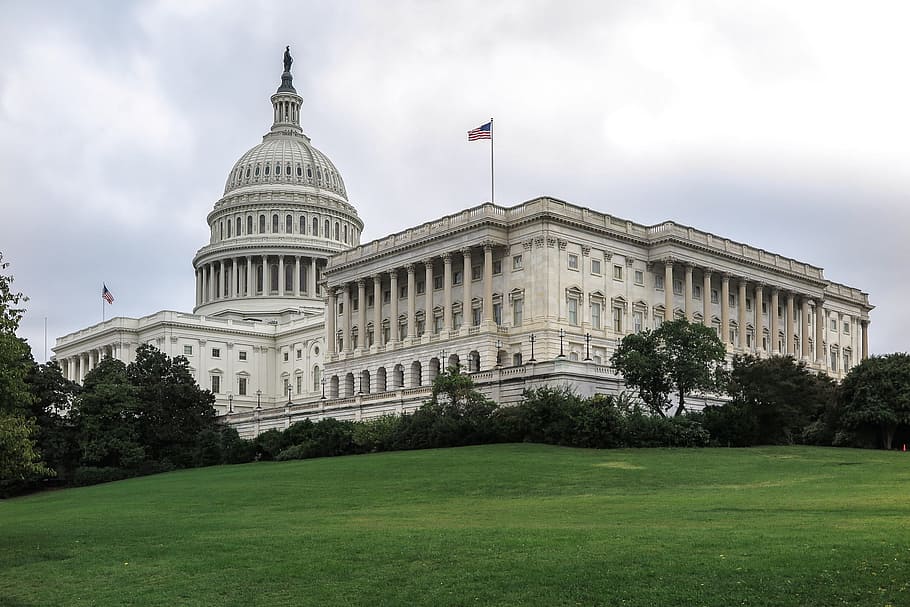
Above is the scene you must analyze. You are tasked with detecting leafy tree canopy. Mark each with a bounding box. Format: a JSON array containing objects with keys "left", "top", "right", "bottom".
[
  {"left": 611, "top": 319, "right": 726, "bottom": 416},
  {"left": 837, "top": 353, "right": 910, "bottom": 449}
]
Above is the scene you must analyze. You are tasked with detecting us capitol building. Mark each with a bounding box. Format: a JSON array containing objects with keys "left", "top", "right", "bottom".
[{"left": 54, "top": 52, "right": 873, "bottom": 438}]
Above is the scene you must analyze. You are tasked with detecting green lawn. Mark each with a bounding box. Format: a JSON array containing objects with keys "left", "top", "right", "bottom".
[{"left": 1, "top": 445, "right": 908, "bottom": 607}]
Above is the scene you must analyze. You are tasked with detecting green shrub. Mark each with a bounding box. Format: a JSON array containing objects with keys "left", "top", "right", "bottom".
[{"left": 72, "top": 466, "right": 133, "bottom": 487}]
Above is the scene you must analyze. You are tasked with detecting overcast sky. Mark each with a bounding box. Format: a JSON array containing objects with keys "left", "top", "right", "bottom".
[{"left": 1, "top": 0, "right": 907, "bottom": 360}]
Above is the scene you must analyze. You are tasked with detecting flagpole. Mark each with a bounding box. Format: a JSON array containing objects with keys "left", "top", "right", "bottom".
[
  {"left": 490, "top": 117, "right": 494, "bottom": 204},
  {"left": 102, "top": 284, "right": 105, "bottom": 323}
]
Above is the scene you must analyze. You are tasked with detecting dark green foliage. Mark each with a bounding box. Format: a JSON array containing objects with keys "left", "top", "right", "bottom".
[
  {"left": 836, "top": 353, "right": 910, "bottom": 449},
  {"left": 611, "top": 319, "right": 726, "bottom": 416},
  {"left": 701, "top": 355, "right": 836, "bottom": 446},
  {"left": 253, "top": 428, "right": 286, "bottom": 460},
  {"left": 127, "top": 344, "right": 217, "bottom": 468},
  {"left": 71, "top": 466, "right": 133, "bottom": 487}
]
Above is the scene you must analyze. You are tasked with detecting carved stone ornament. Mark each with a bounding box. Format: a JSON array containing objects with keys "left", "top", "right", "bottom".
[
  {"left": 557, "top": 239, "right": 568, "bottom": 250},
  {"left": 581, "top": 245, "right": 591, "bottom": 256},
  {"left": 546, "top": 237, "right": 556, "bottom": 248},
  {"left": 534, "top": 237, "right": 545, "bottom": 249}
]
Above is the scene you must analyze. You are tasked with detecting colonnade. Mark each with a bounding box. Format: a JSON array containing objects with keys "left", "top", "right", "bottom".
[
  {"left": 326, "top": 244, "right": 497, "bottom": 356},
  {"left": 662, "top": 259, "right": 869, "bottom": 365},
  {"left": 196, "top": 255, "right": 323, "bottom": 306},
  {"left": 58, "top": 343, "right": 125, "bottom": 384}
]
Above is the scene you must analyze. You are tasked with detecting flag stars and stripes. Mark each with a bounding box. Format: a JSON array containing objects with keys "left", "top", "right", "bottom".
[
  {"left": 102, "top": 284, "right": 115, "bottom": 304},
  {"left": 467, "top": 121, "right": 492, "bottom": 141}
]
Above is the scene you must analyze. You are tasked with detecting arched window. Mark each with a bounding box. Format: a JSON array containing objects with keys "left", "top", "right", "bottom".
[
  {"left": 256, "top": 264, "right": 264, "bottom": 293},
  {"left": 270, "top": 263, "right": 279, "bottom": 293},
  {"left": 219, "top": 221, "right": 223, "bottom": 240},
  {"left": 247, "top": 215, "right": 253, "bottom": 234},
  {"left": 226, "top": 220, "right": 231, "bottom": 238},
  {"left": 325, "top": 219, "right": 330, "bottom": 237},
  {"left": 272, "top": 214, "right": 279, "bottom": 233},
  {"left": 313, "top": 366, "right": 321, "bottom": 392},
  {"left": 307, "top": 166, "right": 312, "bottom": 179},
  {"left": 286, "top": 214, "right": 293, "bottom": 233},
  {"left": 296, "top": 165, "right": 302, "bottom": 177},
  {"left": 299, "top": 216, "right": 306, "bottom": 234},
  {"left": 286, "top": 164, "right": 291, "bottom": 176},
  {"left": 235, "top": 217, "right": 241, "bottom": 236},
  {"left": 312, "top": 217, "right": 319, "bottom": 235},
  {"left": 245, "top": 166, "right": 251, "bottom": 178},
  {"left": 343, "top": 224, "right": 348, "bottom": 243},
  {"left": 259, "top": 214, "right": 265, "bottom": 233},
  {"left": 264, "top": 164, "right": 270, "bottom": 176},
  {"left": 334, "top": 222, "right": 340, "bottom": 240},
  {"left": 254, "top": 165, "right": 260, "bottom": 177},
  {"left": 275, "top": 163, "right": 281, "bottom": 176}
]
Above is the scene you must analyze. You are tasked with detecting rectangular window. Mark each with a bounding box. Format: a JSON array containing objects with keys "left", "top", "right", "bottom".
[
  {"left": 400, "top": 285, "right": 408, "bottom": 298},
  {"left": 383, "top": 326, "right": 390, "bottom": 344},
  {"left": 453, "top": 311, "right": 463, "bottom": 330},
  {"left": 844, "top": 352, "right": 851, "bottom": 369},
  {"left": 591, "top": 302, "right": 601, "bottom": 330},
  {"left": 416, "top": 281, "right": 425, "bottom": 295},
  {"left": 472, "top": 307, "right": 482, "bottom": 327},
  {"left": 613, "top": 265, "right": 623, "bottom": 280},
  {"left": 368, "top": 329, "right": 374, "bottom": 347},
  {"left": 674, "top": 280, "right": 683, "bottom": 296},
  {"left": 472, "top": 265, "right": 482, "bottom": 280},
  {"left": 711, "top": 289, "right": 719, "bottom": 304},
  {"left": 843, "top": 321, "right": 850, "bottom": 334},
  {"left": 416, "top": 319, "right": 425, "bottom": 337},
  {"left": 296, "top": 349, "right": 302, "bottom": 359},
  {"left": 612, "top": 307, "right": 623, "bottom": 332},
  {"left": 634, "top": 270, "right": 644, "bottom": 285},
  {"left": 694, "top": 285, "right": 702, "bottom": 299},
  {"left": 492, "top": 260, "right": 502, "bottom": 275},
  {"left": 513, "top": 353, "right": 523, "bottom": 366},
  {"left": 296, "top": 375, "right": 302, "bottom": 394},
  {"left": 512, "top": 254, "right": 523, "bottom": 270},
  {"left": 778, "top": 306, "right": 783, "bottom": 318},
  {"left": 433, "top": 315, "right": 443, "bottom": 334},
  {"left": 493, "top": 302, "right": 502, "bottom": 325},
  {"left": 633, "top": 311, "right": 643, "bottom": 333},
  {"left": 512, "top": 299, "right": 523, "bottom": 326},
  {"left": 746, "top": 332, "right": 753, "bottom": 348},
  {"left": 729, "top": 328, "right": 737, "bottom": 343},
  {"left": 830, "top": 350, "right": 838, "bottom": 371},
  {"left": 383, "top": 290, "right": 390, "bottom": 303},
  {"left": 729, "top": 294, "right": 736, "bottom": 307},
  {"left": 238, "top": 351, "right": 247, "bottom": 361},
  {"left": 238, "top": 377, "right": 247, "bottom": 396},
  {"left": 568, "top": 299, "right": 578, "bottom": 326},
  {"left": 655, "top": 275, "right": 664, "bottom": 290},
  {"left": 211, "top": 348, "right": 221, "bottom": 358},
  {"left": 433, "top": 276, "right": 443, "bottom": 290},
  {"left": 830, "top": 319, "right": 837, "bottom": 331},
  {"left": 568, "top": 254, "right": 579, "bottom": 270},
  {"left": 453, "top": 270, "right": 463, "bottom": 285},
  {"left": 211, "top": 375, "right": 220, "bottom": 394},
  {"left": 367, "top": 294, "right": 374, "bottom": 307},
  {"left": 183, "top": 345, "right": 193, "bottom": 356},
  {"left": 283, "top": 351, "right": 289, "bottom": 362},
  {"left": 591, "top": 259, "right": 602, "bottom": 275},
  {"left": 746, "top": 298, "right": 752, "bottom": 312}
]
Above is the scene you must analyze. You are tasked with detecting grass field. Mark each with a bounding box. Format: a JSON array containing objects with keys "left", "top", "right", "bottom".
[{"left": 1, "top": 444, "right": 909, "bottom": 607}]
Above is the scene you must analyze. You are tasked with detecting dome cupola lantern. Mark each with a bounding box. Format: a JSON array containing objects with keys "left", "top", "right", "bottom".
[{"left": 271, "top": 46, "right": 303, "bottom": 135}]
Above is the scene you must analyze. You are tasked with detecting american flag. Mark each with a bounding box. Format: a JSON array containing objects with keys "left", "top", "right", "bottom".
[
  {"left": 102, "top": 284, "right": 115, "bottom": 304},
  {"left": 467, "top": 121, "right": 492, "bottom": 141}
]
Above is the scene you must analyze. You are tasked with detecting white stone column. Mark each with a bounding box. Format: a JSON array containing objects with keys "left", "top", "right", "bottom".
[
  {"left": 389, "top": 269, "right": 399, "bottom": 344},
  {"left": 721, "top": 274, "right": 730, "bottom": 345},
  {"left": 295, "top": 257, "right": 301, "bottom": 296},
  {"left": 815, "top": 299, "right": 825, "bottom": 365},
  {"left": 483, "top": 243, "right": 493, "bottom": 323},
  {"left": 737, "top": 279, "right": 747, "bottom": 350},
  {"left": 311, "top": 258, "right": 318, "bottom": 296},
  {"left": 443, "top": 253, "right": 453, "bottom": 332},
  {"left": 343, "top": 284, "right": 352, "bottom": 353},
  {"left": 202, "top": 265, "right": 209, "bottom": 303},
  {"left": 219, "top": 260, "right": 225, "bottom": 299},
  {"left": 373, "top": 275, "right": 382, "bottom": 347},
  {"left": 245, "top": 257, "right": 252, "bottom": 297},
  {"left": 754, "top": 283, "right": 764, "bottom": 354},
  {"left": 326, "top": 289, "right": 337, "bottom": 355},
  {"left": 770, "top": 288, "right": 780, "bottom": 354},
  {"left": 684, "top": 265, "right": 694, "bottom": 321},
  {"left": 664, "top": 261, "right": 673, "bottom": 322},
  {"left": 861, "top": 320, "right": 869, "bottom": 359},
  {"left": 800, "top": 298, "right": 810, "bottom": 360},
  {"left": 357, "top": 279, "right": 366, "bottom": 351},
  {"left": 407, "top": 265, "right": 416, "bottom": 340},
  {"left": 702, "top": 270, "right": 712, "bottom": 326},
  {"left": 786, "top": 293, "right": 795, "bottom": 355},
  {"left": 462, "top": 248, "right": 473, "bottom": 329},
  {"left": 424, "top": 259, "right": 434, "bottom": 334},
  {"left": 278, "top": 256, "right": 285, "bottom": 297}
]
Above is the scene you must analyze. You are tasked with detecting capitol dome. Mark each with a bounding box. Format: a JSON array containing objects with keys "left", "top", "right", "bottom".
[
  {"left": 192, "top": 48, "right": 362, "bottom": 320},
  {"left": 223, "top": 131, "right": 348, "bottom": 200}
]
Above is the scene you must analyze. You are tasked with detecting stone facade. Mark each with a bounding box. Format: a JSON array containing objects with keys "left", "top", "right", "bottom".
[{"left": 53, "top": 54, "right": 873, "bottom": 437}]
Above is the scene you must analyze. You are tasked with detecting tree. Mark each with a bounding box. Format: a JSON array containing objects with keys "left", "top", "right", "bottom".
[
  {"left": 25, "top": 361, "right": 80, "bottom": 476},
  {"left": 611, "top": 319, "right": 726, "bottom": 416},
  {"left": 0, "top": 412, "right": 51, "bottom": 481},
  {"left": 719, "top": 355, "right": 834, "bottom": 445},
  {"left": 126, "top": 344, "right": 216, "bottom": 467},
  {"left": 836, "top": 353, "right": 910, "bottom": 450},
  {"left": 72, "top": 358, "right": 145, "bottom": 470}
]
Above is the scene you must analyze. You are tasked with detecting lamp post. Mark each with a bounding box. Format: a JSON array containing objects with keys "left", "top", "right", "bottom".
[
  {"left": 557, "top": 328, "right": 566, "bottom": 358},
  {"left": 529, "top": 333, "right": 536, "bottom": 362},
  {"left": 256, "top": 388, "right": 262, "bottom": 410},
  {"left": 287, "top": 384, "right": 292, "bottom": 405},
  {"left": 584, "top": 333, "right": 592, "bottom": 361},
  {"left": 227, "top": 393, "right": 233, "bottom": 414},
  {"left": 440, "top": 349, "right": 448, "bottom": 377},
  {"left": 495, "top": 339, "right": 502, "bottom": 369},
  {"left": 321, "top": 376, "right": 327, "bottom": 400},
  {"left": 358, "top": 373, "right": 363, "bottom": 395}
]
